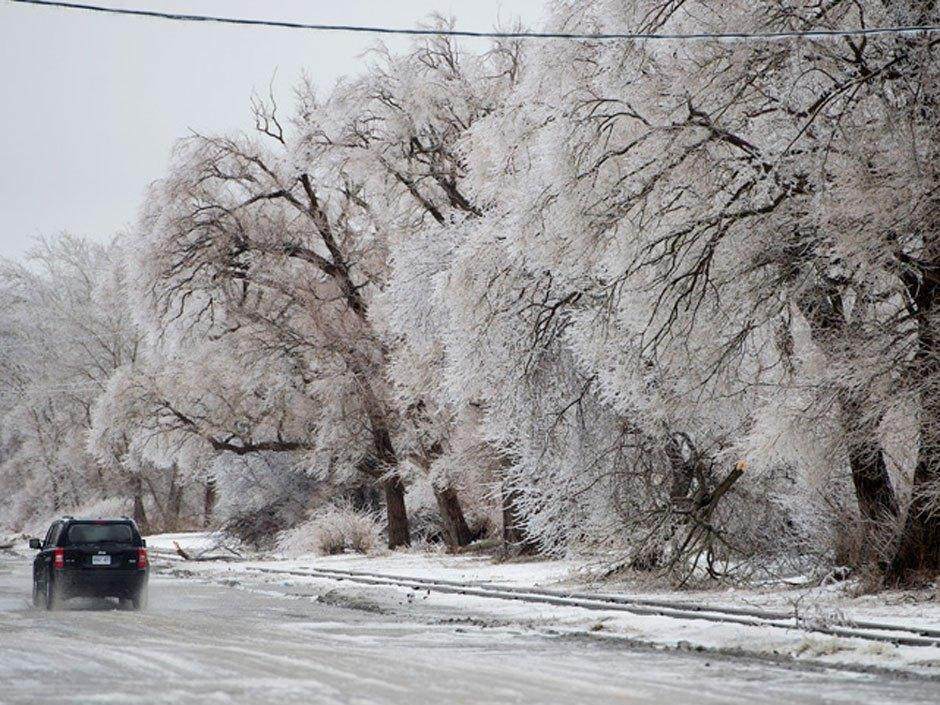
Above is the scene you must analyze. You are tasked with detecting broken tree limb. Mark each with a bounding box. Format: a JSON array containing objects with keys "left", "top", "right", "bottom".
[
  {"left": 172, "top": 540, "right": 191, "bottom": 560},
  {"left": 698, "top": 460, "right": 746, "bottom": 514}
]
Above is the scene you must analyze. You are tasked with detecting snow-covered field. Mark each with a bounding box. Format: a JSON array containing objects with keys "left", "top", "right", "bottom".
[{"left": 144, "top": 534, "right": 940, "bottom": 681}]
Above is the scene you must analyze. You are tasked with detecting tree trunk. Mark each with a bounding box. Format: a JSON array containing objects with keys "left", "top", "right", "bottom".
[
  {"left": 165, "top": 466, "right": 183, "bottom": 532},
  {"left": 361, "top": 384, "right": 411, "bottom": 549},
  {"left": 132, "top": 475, "right": 149, "bottom": 534},
  {"left": 890, "top": 456, "right": 940, "bottom": 582},
  {"left": 408, "top": 437, "right": 473, "bottom": 550},
  {"left": 797, "top": 285, "right": 899, "bottom": 526},
  {"left": 889, "top": 247, "right": 940, "bottom": 583},
  {"left": 383, "top": 475, "right": 411, "bottom": 549},
  {"left": 370, "top": 426, "right": 411, "bottom": 549},
  {"left": 838, "top": 391, "right": 899, "bottom": 523},
  {"left": 501, "top": 481, "right": 536, "bottom": 556},
  {"left": 49, "top": 473, "right": 61, "bottom": 513},
  {"left": 435, "top": 486, "right": 473, "bottom": 549},
  {"left": 665, "top": 433, "right": 695, "bottom": 512},
  {"left": 203, "top": 479, "right": 216, "bottom": 528}
]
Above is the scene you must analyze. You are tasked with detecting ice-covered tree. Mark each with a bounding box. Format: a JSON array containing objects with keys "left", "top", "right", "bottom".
[
  {"left": 130, "top": 92, "right": 422, "bottom": 545},
  {"left": 430, "top": 0, "right": 939, "bottom": 581},
  {"left": 0, "top": 236, "right": 149, "bottom": 528}
]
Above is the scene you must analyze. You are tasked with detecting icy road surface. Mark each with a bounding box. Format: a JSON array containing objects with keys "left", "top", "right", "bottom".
[{"left": 0, "top": 555, "right": 937, "bottom": 705}]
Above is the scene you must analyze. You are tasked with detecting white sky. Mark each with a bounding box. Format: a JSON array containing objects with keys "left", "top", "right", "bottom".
[{"left": 0, "top": 0, "right": 547, "bottom": 259}]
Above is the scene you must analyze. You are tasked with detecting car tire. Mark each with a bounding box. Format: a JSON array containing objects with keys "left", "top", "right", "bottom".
[
  {"left": 32, "top": 579, "right": 42, "bottom": 609},
  {"left": 45, "top": 575, "right": 63, "bottom": 611},
  {"left": 132, "top": 585, "right": 148, "bottom": 611}
]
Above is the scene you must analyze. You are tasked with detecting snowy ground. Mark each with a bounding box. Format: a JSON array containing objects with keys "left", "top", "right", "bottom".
[
  {"left": 143, "top": 533, "right": 940, "bottom": 681},
  {"left": 1, "top": 548, "right": 939, "bottom": 705}
]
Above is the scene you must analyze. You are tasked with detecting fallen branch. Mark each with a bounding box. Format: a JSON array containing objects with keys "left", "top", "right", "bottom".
[
  {"left": 0, "top": 533, "right": 25, "bottom": 550},
  {"left": 172, "top": 540, "right": 191, "bottom": 560},
  {"left": 167, "top": 538, "right": 242, "bottom": 562}
]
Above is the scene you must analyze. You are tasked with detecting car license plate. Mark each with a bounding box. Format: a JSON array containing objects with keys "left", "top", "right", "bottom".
[{"left": 92, "top": 555, "right": 111, "bottom": 566}]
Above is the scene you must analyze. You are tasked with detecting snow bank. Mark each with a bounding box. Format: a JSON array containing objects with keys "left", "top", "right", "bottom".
[{"left": 160, "top": 545, "right": 940, "bottom": 679}]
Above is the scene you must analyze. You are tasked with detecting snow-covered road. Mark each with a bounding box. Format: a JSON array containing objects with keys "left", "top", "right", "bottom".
[{"left": 0, "top": 554, "right": 937, "bottom": 705}]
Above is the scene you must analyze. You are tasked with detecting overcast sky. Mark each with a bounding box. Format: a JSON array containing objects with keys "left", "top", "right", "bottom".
[{"left": 0, "top": 0, "right": 546, "bottom": 259}]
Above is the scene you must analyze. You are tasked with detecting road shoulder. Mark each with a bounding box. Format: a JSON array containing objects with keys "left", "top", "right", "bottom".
[{"left": 144, "top": 539, "right": 940, "bottom": 681}]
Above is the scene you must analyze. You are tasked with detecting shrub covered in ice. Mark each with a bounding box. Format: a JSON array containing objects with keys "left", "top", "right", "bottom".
[{"left": 277, "top": 502, "right": 382, "bottom": 557}]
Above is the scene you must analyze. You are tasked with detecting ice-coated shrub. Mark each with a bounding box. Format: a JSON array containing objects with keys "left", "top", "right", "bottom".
[
  {"left": 214, "top": 453, "right": 329, "bottom": 548},
  {"left": 277, "top": 502, "right": 382, "bottom": 557}
]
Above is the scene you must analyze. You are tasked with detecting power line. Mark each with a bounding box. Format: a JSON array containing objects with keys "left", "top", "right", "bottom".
[{"left": 7, "top": 0, "right": 940, "bottom": 42}]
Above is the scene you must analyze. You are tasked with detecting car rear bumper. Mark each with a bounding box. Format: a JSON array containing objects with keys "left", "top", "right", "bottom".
[{"left": 54, "top": 568, "right": 148, "bottom": 598}]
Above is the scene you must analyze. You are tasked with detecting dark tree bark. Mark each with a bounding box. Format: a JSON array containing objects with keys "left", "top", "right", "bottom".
[
  {"left": 369, "top": 418, "right": 411, "bottom": 549},
  {"left": 203, "top": 479, "right": 216, "bottom": 528},
  {"left": 49, "top": 474, "right": 61, "bottom": 513},
  {"left": 890, "top": 454, "right": 940, "bottom": 582},
  {"left": 165, "top": 466, "right": 183, "bottom": 532},
  {"left": 665, "top": 433, "right": 696, "bottom": 512},
  {"left": 797, "top": 283, "right": 899, "bottom": 525},
  {"left": 501, "top": 481, "right": 537, "bottom": 557},
  {"left": 435, "top": 486, "right": 473, "bottom": 549},
  {"left": 839, "top": 392, "right": 900, "bottom": 523},
  {"left": 888, "top": 245, "right": 940, "bottom": 583},
  {"left": 383, "top": 475, "right": 411, "bottom": 549},
  {"left": 407, "top": 436, "right": 473, "bottom": 549}
]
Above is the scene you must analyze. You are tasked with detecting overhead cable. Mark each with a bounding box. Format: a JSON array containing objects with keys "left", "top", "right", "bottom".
[{"left": 7, "top": 0, "right": 940, "bottom": 42}]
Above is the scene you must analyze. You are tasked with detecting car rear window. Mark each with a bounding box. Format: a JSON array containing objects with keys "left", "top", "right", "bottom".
[{"left": 65, "top": 523, "right": 134, "bottom": 544}]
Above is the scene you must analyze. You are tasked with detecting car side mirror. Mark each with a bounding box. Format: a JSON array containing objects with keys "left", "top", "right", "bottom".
[
  {"left": 28, "top": 538, "right": 42, "bottom": 550},
  {"left": 140, "top": 539, "right": 147, "bottom": 547}
]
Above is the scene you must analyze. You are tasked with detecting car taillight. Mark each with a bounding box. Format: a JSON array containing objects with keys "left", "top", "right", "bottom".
[
  {"left": 137, "top": 548, "right": 148, "bottom": 569},
  {"left": 53, "top": 548, "right": 64, "bottom": 569}
]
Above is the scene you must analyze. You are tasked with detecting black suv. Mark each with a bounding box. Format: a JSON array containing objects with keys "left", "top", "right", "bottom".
[{"left": 29, "top": 517, "right": 149, "bottom": 610}]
